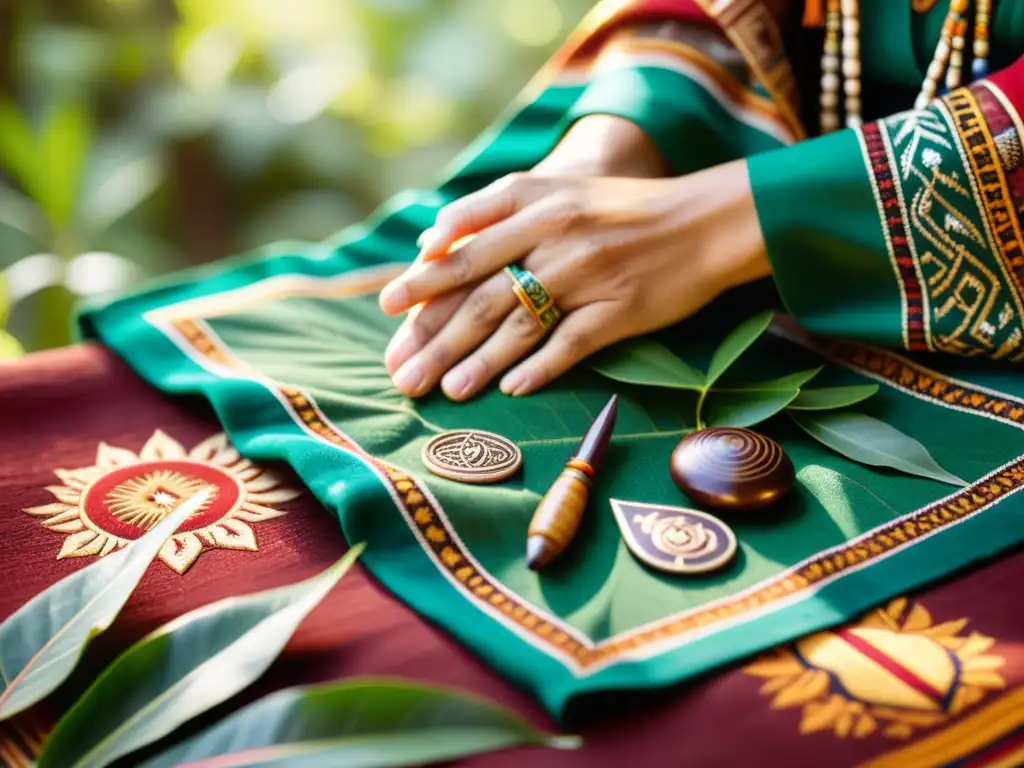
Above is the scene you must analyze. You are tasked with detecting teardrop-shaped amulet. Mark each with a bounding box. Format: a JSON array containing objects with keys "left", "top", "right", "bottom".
[{"left": 670, "top": 427, "right": 795, "bottom": 511}]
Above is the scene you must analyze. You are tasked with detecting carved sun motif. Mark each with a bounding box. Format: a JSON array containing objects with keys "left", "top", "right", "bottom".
[
  {"left": 23, "top": 430, "right": 300, "bottom": 574},
  {"left": 744, "top": 598, "right": 1006, "bottom": 740}
]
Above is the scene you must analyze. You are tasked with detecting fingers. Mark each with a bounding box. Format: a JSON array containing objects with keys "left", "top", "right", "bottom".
[
  {"left": 379, "top": 174, "right": 575, "bottom": 316},
  {"left": 499, "top": 303, "right": 616, "bottom": 396},
  {"left": 390, "top": 271, "right": 519, "bottom": 398},
  {"left": 439, "top": 305, "right": 548, "bottom": 401},
  {"left": 378, "top": 208, "right": 543, "bottom": 316},
  {"left": 384, "top": 288, "right": 468, "bottom": 376},
  {"left": 418, "top": 173, "right": 544, "bottom": 262}
]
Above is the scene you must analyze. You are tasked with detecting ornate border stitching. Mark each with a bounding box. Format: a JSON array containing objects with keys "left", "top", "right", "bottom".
[
  {"left": 823, "top": 338, "right": 1024, "bottom": 427},
  {"left": 862, "top": 122, "right": 930, "bottom": 351},
  {"left": 150, "top": 276, "right": 1024, "bottom": 673},
  {"left": 945, "top": 86, "right": 1024, "bottom": 304},
  {"left": 770, "top": 320, "right": 1024, "bottom": 430}
]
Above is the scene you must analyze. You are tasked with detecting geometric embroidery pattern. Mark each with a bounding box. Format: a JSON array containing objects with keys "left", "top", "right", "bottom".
[{"left": 859, "top": 81, "right": 1024, "bottom": 361}]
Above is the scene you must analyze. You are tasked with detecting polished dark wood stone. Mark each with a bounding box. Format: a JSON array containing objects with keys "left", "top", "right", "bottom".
[{"left": 670, "top": 427, "right": 795, "bottom": 511}]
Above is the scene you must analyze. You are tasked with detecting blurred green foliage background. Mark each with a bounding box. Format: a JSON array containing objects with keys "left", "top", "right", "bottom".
[{"left": 0, "top": 0, "right": 592, "bottom": 357}]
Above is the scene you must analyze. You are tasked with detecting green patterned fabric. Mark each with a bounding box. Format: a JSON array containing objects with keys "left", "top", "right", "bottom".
[
  {"left": 79, "top": 246, "right": 1024, "bottom": 718},
  {"left": 78, "top": 1, "right": 1024, "bottom": 720},
  {"left": 751, "top": 80, "right": 1024, "bottom": 362}
]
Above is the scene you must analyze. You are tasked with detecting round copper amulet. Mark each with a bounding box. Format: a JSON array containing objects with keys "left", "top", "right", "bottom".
[{"left": 670, "top": 427, "right": 794, "bottom": 511}]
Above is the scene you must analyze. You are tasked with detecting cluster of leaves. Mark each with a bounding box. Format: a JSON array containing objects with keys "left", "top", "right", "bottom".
[
  {"left": 0, "top": 491, "right": 577, "bottom": 767},
  {"left": 591, "top": 310, "right": 965, "bottom": 488}
]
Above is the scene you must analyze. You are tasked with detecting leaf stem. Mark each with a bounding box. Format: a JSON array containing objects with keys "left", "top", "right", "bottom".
[{"left": 695, "top": 387, "right": 708, "bottom": 431}]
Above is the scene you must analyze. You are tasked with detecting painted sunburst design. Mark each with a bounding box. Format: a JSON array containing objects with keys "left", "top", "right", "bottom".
[
  {"left": 744, "top": 598, "right": 1006, "bottom": 740},
  {"left": 23, "top": 430, "right": 300, "bottom": 574}
]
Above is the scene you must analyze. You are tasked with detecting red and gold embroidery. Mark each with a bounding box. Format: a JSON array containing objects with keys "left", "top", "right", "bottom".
[
  {"left": 859, "top": 81, "right": 1024, "bottom": 360},
  {"left": 23, "top": 430, "right": 299, "bottom": 574},
  {"left": 745, "top": 598, "right": 1006, "bottom": 740},
  {"left": 946, "top": 84, "right": 1024, "bottom": 310},
  {"left": 861, "top": 121, "right": 930, "bottom": 351}
]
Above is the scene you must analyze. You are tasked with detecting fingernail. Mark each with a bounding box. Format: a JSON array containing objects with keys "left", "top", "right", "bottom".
[
  {"left": 393, "top": 360, "right": 426, "bottom": 396},
  {"left": 500, "top": 371, "right": 528, "bottom": 396},
  {"left": 416, "top": 227, "right": 437, "bottom": 249},
  {"left": 442, "top": 369, "right": 473, "bottom": 400},
  {"left": 379, "top": 282, "right": 410, "bottom": 315}
]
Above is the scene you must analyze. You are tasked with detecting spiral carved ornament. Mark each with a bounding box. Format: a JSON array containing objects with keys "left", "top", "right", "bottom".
[{"left": 670, "top": 427, "right": 795, "bottom": 510}]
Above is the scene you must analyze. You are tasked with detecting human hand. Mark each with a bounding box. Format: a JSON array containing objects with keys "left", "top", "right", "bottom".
[{"left": 380, "top": 159, "right": 770, "bottom": 401}]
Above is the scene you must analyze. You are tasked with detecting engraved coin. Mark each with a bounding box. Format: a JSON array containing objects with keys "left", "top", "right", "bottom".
[
  {"left": 610, "top": 499, "right": 737, "bottom": 575},
  {"left": 421, "top": 430, "right": 523, "bottom": 484}
]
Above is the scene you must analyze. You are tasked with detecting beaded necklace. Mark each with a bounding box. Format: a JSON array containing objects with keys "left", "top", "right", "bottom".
[{"left": 806, "top": 0, "right": 994, "bottom": 133}]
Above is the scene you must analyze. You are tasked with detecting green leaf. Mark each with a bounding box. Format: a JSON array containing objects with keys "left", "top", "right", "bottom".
[
  {"left": 39, "top": 546, "right": 365, "bottom": 768},
  {"left": 704, "top": 368, "right": 821, "bottom": 428},
  {"left": 789, "top": 411, "right": 967, "bottom": 487},
  {"left": 716, "top": 368, "right": 823, "bottom": 392},
  {"left": 705, "top": 388, "right": 799, "bottom": 428},
  {"left": 0, "top": 100, "right": 41, "bottom": 197},
  {"left": 788, "top": 385, "right": 880, "bottom": 411},
  {"left": 705, "top": 309, "right": 775, "bottom": 387},
  {"left": 36, "top": 100, "right": 92, "bottom": 229},
  {"left": 0, "top": 330, "right": 24, "bottom": 360},
  {"left": 139, "top": 679, "right": 581, "bottom": 768},
  {"left": 0, "top": 489, "right": 212, "bottom": 721},
  {"left": 590, "top": 338, "right": 704, "bottom": 390}
]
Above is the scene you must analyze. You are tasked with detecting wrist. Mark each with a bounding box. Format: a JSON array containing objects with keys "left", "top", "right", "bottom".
[
  {"left": 535, "top": 115, "right": 668, "bottom": 178},
  {"left": 679, "top": 159, "right": 771, "bottom": 293}
]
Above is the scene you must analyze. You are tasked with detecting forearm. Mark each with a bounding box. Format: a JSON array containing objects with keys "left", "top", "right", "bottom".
[{"left": 747, "top": 56, "right": 1024, "bottom": 363}]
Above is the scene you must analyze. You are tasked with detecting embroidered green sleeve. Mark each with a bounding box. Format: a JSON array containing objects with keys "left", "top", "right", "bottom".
[
  {"left": 565, "top": 23, "right": 796, "bottom": 175},
  {"left": 749, "top": 79, "right": 1024, "bottom": 363}
]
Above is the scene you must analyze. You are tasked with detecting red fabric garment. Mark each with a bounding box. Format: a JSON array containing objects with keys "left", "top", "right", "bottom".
[
  {"left": 991, "top": 54, "right": 1024, "bottom": 107},
  {"left": 1, "top": 344, "right": 1023, "bottom": 768}
]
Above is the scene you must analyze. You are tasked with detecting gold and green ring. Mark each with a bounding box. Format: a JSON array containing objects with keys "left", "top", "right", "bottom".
[{"left": 504, "top": 264, "right": 562, "bottom": 332}]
